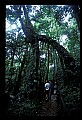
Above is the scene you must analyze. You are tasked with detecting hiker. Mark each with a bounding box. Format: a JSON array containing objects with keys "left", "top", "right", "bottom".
[{"left": 44, "top": 80, "right": 51, "bottom": 101}]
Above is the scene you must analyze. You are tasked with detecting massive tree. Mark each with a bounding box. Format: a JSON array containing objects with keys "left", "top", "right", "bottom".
[{"left": 5, "top": 5, "right": 80, "bottom": 116}]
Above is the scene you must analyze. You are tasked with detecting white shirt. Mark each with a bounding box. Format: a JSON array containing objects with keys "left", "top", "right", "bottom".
[{"left": 45, "top": 82, "right": 50, "bottom": 90}]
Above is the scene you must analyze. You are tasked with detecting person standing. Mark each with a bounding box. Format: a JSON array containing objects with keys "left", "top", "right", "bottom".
[{"left": 44, "top": 80, "right": 50, "bottom": 101}]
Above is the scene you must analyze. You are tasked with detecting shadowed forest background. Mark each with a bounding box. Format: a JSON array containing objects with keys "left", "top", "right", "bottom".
[{"left": 4, "top": 5, "right": 80, "bottom": 118}]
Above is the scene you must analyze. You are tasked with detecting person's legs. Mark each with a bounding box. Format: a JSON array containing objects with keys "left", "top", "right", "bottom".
[
  {"left": 45, "top": 90, "right": 49, "bottom": 101},
  {"left": 48, "top": 89, "right": 51, "bottom": 101}
]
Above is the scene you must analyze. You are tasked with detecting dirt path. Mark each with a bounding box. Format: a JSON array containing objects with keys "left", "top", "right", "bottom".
[{"left": 37, "top": 94, "right": 61, "bottom": 116}]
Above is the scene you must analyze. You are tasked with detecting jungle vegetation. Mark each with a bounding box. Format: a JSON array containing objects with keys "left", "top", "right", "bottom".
[{"left": 4, "top": 5, "right": 80, "bottom": 117}]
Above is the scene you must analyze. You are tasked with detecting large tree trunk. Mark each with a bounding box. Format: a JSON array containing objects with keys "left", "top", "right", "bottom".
[
  {"left": 11, "top": 6, "right": 36, "bottom": 96},
  {"left": 70, "top": 5, "right": 80, "bottom": 31},
  {"left": 35, "top": 40, "right": 40, "bottom": 88},
  {"left": 11, "top": 5, "right": 80, "bottom": 96},
  {"left": 12, "top": 54, "right": 26, "bottom": 96},
  {"left": 8, "top": 48, "right": 15, "bottom": 93},
  {"left": 47, "top": 43, "right": 49, "bottom": 80}
]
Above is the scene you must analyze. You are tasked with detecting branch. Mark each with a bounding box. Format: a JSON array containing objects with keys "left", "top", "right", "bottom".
[
  {"left": 22, "top": 5, "right": 35, "bottom": 42},
  {"left": 15, "top": 6, "right": 27, "bottom": 37},
  {"left": 36, "top": 35, "right": 76, "bottom": 72}
]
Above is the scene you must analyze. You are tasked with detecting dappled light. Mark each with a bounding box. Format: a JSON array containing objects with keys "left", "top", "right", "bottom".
[{"left": 4, "top": 5, "right": 80, "bottom": 118}]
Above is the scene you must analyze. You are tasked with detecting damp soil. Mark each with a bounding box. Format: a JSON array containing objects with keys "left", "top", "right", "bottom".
[{"left": 36, "top": 94, "right": 64, "bottom": 116}]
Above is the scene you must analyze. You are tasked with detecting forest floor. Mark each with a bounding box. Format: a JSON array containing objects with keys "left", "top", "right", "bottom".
[
  {"left": 4, "top": 93, "right": 80, "bottom": 119},
  {"left": 36, "top": 94, "right": 64, "bottom": 116}
]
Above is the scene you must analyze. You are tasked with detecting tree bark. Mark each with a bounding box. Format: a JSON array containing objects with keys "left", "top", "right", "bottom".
[
  {"left": 12, "top": 54, "right": 26, "bottom": 96},
  {"left": 70, "top": 5, "right": 80, "bottom": 31},
  {"left": 35, "top": 40, "right": 40, "bottom": 87},
  {"left": 8, "top": 47, "right": 16, "bottom": 93},
  {"left": 47, "top": 43, "right": 49, "bottom": 80}
]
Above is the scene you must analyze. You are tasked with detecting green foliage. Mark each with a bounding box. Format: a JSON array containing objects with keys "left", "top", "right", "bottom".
[
  {"left": 62, "top": 85, "right": 80, "bottom": 112},
  {"left": 5, "top": 5, "right": 80, "bottom": 116}
]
